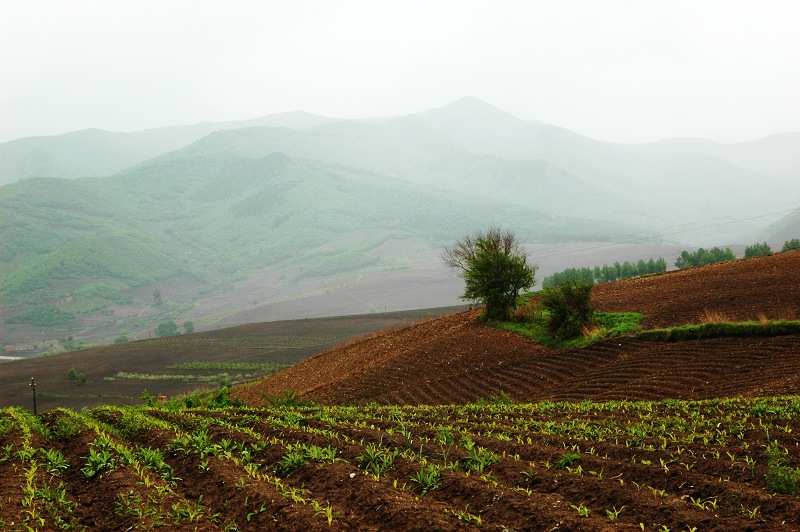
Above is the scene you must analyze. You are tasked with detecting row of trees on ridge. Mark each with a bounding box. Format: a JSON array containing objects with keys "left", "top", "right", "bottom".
[{"left": 542, "top": 258, "right": 667, "bottom": 289}]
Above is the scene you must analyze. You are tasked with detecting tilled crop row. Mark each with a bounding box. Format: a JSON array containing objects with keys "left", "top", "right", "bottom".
[{"left": 2, "top": 396, "right": 799, "bottom": 530}]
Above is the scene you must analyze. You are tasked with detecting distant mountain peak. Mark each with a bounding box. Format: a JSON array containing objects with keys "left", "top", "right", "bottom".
[{"left": 422, "top": 97, "right": 523, "bottom": 123}]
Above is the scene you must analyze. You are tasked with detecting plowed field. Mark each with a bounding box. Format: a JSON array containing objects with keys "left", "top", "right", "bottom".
[
  {"left": 235, "top": 251, "right": 800, "bottom": 407},
  {"left": 3, "top": 398, "right": 800, "bottom": 530},
  {"left": 3, "top": 252, "right": 800, "bottom": 530}
]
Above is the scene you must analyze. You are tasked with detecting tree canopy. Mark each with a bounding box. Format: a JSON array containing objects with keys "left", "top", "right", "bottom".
[
  {"left": 442, "top": 227, "right": 537, "bottom": 320},
  {"left": 155, "top": 320, "right": 179, "bottom": 337}
]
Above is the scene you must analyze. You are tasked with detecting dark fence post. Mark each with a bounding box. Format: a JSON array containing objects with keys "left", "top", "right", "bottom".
[{"left": 29, "top": 377, "right": 37, "bottom": 416}]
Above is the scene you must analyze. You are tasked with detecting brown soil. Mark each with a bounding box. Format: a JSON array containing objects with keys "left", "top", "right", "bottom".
[
  {"left": 234, "top": 250, "right": 800, "bottom": 406},
  {"left": 0, "top": 307, "right": 464, "bottom": 412},
  {"left": 5, "top": 400, "right": 797, "bottom": 531}
]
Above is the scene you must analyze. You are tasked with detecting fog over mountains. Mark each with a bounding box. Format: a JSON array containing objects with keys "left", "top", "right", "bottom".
[{"left": 1, "top": 98, "right": 798, "bottom": 348}]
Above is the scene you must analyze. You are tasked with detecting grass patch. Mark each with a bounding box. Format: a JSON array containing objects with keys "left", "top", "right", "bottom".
[
  {"left": 638, "top": 320, "right": 800, "bottom": 342},
  {"left": 166, "top": 361, "right": 289, "bottom": 373},
  {"left": 496, "top": 311, "right": 645, "bottom": 349},
  {"left": 261, "top": 390, "right": 314, "bottom": 407},
  {"left": 106, "top": 371, "right": 240, "bottom": 385}
]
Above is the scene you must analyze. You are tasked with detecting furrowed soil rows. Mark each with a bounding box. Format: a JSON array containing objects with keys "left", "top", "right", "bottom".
[
  {"left": 4, "top": 398, "right": 798, "bottom": 530},
  {"left": 592, "top": 249, "right": 800, "bottom": 329}
]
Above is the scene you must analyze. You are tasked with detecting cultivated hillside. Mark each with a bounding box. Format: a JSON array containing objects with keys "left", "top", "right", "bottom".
[
  {"left": 0, "top": 307, "right": 464, "bottom": 412},
  {"left": 234, "top": 250, "right": 800, "bottom": 406}
]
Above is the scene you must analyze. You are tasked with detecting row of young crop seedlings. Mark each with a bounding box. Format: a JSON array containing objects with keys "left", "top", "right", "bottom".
[
  {"left": 85, "top": 405, "right": 335, "bottom": 530},
  {"left": 174, "top": 406, "right": 715, "bottom": 529},
  {"left": 370, "top": 410, "right": 765, "bottom": 525},
  {"left": 3, "top": 404, "right": 327, "bottom": 531},
  {"left": 137, "top": 407, "right": 475, "bottom": 527},
  {"left": 204, "top": 400, "right": 799, "bottom": 529},
  {"left": 0, "top": 408, "right": 83, "bottom": 530},
  {"left": 65, "top": 407, "right": 225, "bottom": 528},
  {"left": 6, "top": 394, "right": 794, "bottom": 530},
  {"left": 171, "top": 407, "right": 513, "bottom": 527},
  {"left": 349, "top": 399, "right": 800, "bottom": 512},
  {"left": 3, "top": 406, "right": 223, "bottom": 530}
]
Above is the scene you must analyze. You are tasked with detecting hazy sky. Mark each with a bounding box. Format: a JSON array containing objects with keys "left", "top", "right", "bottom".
[{"left": 2, "top": 1, "right": 799, "bottom": 144}]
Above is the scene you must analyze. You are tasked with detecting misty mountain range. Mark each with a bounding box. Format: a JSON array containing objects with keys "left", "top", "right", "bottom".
[{"left": 1, "top": 97, "right": 798, "bottom": 347}]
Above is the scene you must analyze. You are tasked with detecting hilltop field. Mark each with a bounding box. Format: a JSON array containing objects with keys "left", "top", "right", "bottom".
[
  {"left": 1, "top": 251, "right": 800, "bottom": 531},
  {"left": 233, "top": 249, "right": 800, "bottom": 406}
]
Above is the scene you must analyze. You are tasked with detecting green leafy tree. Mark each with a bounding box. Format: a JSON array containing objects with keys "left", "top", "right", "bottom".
[
  {"left": 442, "top": 227, "right": 537, "bottom": 321},
  {"left": 183, "top": 321, "right": 194, "bottom": 334},
  {"left": 781, "top": 238, "right": 800, "bottom": 252},
  {"left": 675, "top": 247, "right": 735, "bottom": 269},
  {"left": 155, "top": 320, "right": 179, "bottom": 337},
  {"left": 744, "top": 242, "right": 772, "bottom": 258}
]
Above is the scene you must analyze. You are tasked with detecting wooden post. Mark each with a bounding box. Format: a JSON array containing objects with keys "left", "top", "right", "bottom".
[{"left": 29, "top": 377, "right": 37, "bottom": 416}]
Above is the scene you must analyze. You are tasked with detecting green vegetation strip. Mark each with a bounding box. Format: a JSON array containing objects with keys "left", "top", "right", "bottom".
[
  {"left": 107, "top": 372, "right": 240, "bottom": 383},
  {"left": 497, "top": 311, "right": 645, "bottom": 349},
  {"left": 166, "top": 361, "right": 289, "bottom": 372},
  {"left": 638, "top": 320, "right": 800, "bottom": 342}
]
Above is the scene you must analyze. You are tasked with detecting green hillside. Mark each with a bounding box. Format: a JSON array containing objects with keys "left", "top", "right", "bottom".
[{"left": 0, "top": 144, "right": 630, "bottom": 336}]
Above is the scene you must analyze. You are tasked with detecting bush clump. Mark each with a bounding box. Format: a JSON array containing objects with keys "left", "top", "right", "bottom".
[
  {"left": 67, "top": 368, "right": 87, "bottom": 384},
  {"left": 540, "top": 280, "right": 594, "bottom": 339}
]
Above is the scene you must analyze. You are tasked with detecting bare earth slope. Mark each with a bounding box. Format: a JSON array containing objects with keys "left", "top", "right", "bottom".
[{"left": 234, "top": 250, "right": 800, "bottom": 405}]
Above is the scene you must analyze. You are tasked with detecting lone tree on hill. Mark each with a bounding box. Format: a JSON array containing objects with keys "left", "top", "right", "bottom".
[
  {"left": 155, "top": 320, "right": 179, "bottom": 337},
  {"left": 442, "top": 227, "right": 537, "bottom": 321}
]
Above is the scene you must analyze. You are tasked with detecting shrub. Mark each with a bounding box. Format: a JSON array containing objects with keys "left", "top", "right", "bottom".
[
  {"left": 782, "top": 238, "right": 800, "bottom": 252},
  {"left": 540, "top": 280, "right": 594, "bottom": 339},
  {"left": 50, "top": 416, "right": 81, "bottom": 442},
  {"left": 765, "top": 441, "right": 800, "bottom": 496},
  {"left": 410, "top": 464, "right": 443, "bottom": 494},
  {"left": 262, "top": 390, "right": 312, "bottom": 407},
  {"left": 276, "top": 452, "right": 307, "bottom": 477},
  {"left": 66, "top": 368, "right": 87, "bottom": 384},
  {"left": 208, "top": 387, "right": 245, "bottom": 408},
  {"left": 554, "top": 453, "right": 581, "bottom": 469},
  {"left": 744, "top": 242, "right": 772, "bottom": 258}
]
